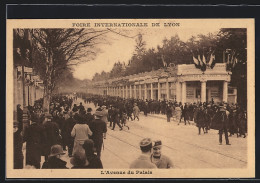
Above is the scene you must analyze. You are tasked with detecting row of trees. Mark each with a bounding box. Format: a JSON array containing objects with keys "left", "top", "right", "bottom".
[{"left": 14, "top": 28, "right": 109, "bottom": 113}]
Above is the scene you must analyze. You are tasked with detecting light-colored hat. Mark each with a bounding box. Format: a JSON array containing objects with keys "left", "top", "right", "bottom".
[
  {"left": 139, "top": 138, "right": 152, "bottom": 148},
  {"left": 94, "top": 110, "right": 103, "bottom": 117}
]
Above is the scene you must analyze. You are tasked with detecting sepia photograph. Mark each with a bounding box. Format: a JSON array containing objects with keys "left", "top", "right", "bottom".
[{"left": 6, "top": 19, "right": 255, "bottom": 178}]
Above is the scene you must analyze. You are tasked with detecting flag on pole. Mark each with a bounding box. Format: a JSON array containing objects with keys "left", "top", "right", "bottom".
[
  {"left": 198, "top": 54, "right": 203, "bottom": 66},
  {"left": 202, "top": 53, "right": 207, "bottom": 65},
  {"left": 232, "top": 57, "right": 238, "bottom": 68},
  {"left": 161, "top": 55, "right": 167, "bottom": 68},
  {"left": 192, "top": 51, "right": 200, "bottom": 68},
  {"left": 193, "top": 55, "right": 199, "bottom": 66},
  {"left": 208, "top": 52, "right": 216, "bottom": 69}
]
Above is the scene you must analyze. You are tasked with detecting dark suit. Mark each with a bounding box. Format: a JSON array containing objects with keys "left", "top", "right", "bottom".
[
  {"left": 89, "top": 119, "right": 107, "bottom": 158},
  {"left": 23, "top": 122, "right": 45, "bottom": 168}
]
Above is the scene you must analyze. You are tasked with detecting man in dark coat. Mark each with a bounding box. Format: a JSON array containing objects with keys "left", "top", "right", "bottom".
[
  {"left": 108, "top": 105, "right": 113, "bottom": 127},
  {"left": 17, "top": 104, "right": 23, "bottom": 132},
  {"left": 196, "top": 106, "right": 205, "bottom": 135},
  {"left": 13, "top": 120, "right": 23, "bottom": 169},
  {"left": 63, "top": 112, "right": 77, "bottom": 157},
  {"left": 89, "top": 110, "right": 107, "bottom": 158},
  {"left": 23, "top": 114, "right": 45, "bottom": 169},
  {"left": 78, "top": 102, "right": 85, "bottom": 115},
  {"left": 42, "top": 114, "right": 60, "bottom": 161},
  {"left": 166, "top": 105, "right": 172, "bottom": 122},
  {"left": 111, "top": 106, "right": 123, "bottom": 131},
  {"left": 212, "top": 105, "right": 231, "bottom": 145},
  {"left": 84, "top": 108, "right": 94, "bottom": 126}
]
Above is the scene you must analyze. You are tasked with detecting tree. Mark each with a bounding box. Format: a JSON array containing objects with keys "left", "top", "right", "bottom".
[
  {"left": 216, "top": 28, "right": 247, "bottom": 107},
  {"left": 31, "top": 28, "right": 109, "bottom": 112}
]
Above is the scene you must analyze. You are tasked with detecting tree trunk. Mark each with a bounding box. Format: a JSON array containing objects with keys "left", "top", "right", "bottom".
[{"left": 42, "top": 49, "right": 53, "bottom": 113}]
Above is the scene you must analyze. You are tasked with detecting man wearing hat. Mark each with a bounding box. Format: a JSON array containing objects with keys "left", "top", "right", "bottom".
[
  {"left": 42, "top": 144, "right": 68, "bottom": 169},
  {"left": 84, "top": 108, "right": 94, "bottom": 126},
  {"left": 111, "top": 106, "right": 123, "bottom": 131},
  {"left": 101, "top": 105, "right": 108, "bottom": 124},
  {"left": 151, "top": 140, "right": 173, "bottom": 169},
  {"left": 129, "top": 138, "right": 157, "bottom": 169},
  {"left": 23, "top": 113, "right": 45, "bottom": 169},
  {"left": 89, "top": 109, "right": 107, "bottom": 158},
  {"left": 42, "top": 113, "right": 60, "bottom": 161},
  {"left": 212, "top": 104, "right": 231, "bottom": 145},
  {"left": 13, "top": 120, "right": 23, "bottom": 169}
]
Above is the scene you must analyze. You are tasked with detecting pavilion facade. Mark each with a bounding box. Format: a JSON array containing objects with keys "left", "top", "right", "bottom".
[{"left": 91, "top": 63, "right": 237, "bottom": 104}]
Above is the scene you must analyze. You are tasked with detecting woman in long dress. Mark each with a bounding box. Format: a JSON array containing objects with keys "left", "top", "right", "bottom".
[{"left": 71, "top": 114, "right": 93, "bottom": 156}]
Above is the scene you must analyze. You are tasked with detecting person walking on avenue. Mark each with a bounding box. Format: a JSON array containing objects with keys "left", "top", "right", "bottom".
[
  {"left": 78, "top": 102, "right": 85, "bottom": 115},
  {"left": 42, "top": 113, "right": 60, "bottom": 161},
  {"left": 71, "top": 114, "right": 93, "bottom": 156},
  {"left": 84, "top": 108, "right": 94, "bottom": 126},
  {"left": 83, "top": 139, "right": 103, "bottom": 169},
  {"left": 150, "top": 140, "right": 173, "bottom": 169},
  {"left": 63, "top": 112, "right": 77, "bottom": 157},
  {"left": 196, "top": 105, "right": 206, "bottom": 135},
  {"left": 42, "top": 144, "right": 68, "bottom": 169},
  {"left": 212, "top": 104, "right": 231, "bottom": 145},
  {"left": 143, "top": 102, "right": 149, "bottom": 116},
  {"left": 23, "top": 114, "right": 45, "bottom": 169},
  {"left": 133, "top": 103, "right": 140, "bottom": 121},
  {"left": 89, "top": 110, "right": 107, "bottom": 158},
  {"left": 111, "top": 106, "right": 123, "bottom": 131},
  {"left": 13, "top": 120, "right": 23, "bottom": 169},
  {"left": 166, "top": 104, "right": 172, "bottom": 122},
  {"left": 108, "top": 105, "right": 113, "bottom": 127},
  {"left": 129, "top": 138, "right": 157, "bottom": 169},
  {"left": 17, "top": 104, "right": 23, "bottom": 132},
  {"left": 175, "top": 104, "right": 182, "bottom": 124},
  {"left": 183, "top": 103, "right": 191, "bottom": 125}
]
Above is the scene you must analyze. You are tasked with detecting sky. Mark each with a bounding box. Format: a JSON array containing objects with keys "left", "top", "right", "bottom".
[{"left": 72, "top": 27, "right": 220, "bottom": 80}]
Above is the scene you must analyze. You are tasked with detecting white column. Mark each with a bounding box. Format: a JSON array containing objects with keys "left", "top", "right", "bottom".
[
  {"left": 151, "top": 83, "right": 154, "bottom": 100},
  {"left": 166, "top": 79, "right": 170, "bottom": 100},
  {"left": 134, "top": 85, "right": 137, "bottom": 99},
  {"left": 126, "top": 85, "right": 128, "bottom": 99},
  {"left": 144, "top": 84, "right": 147, "bottom": 100},
  {"left": 176, "top": 82, "right": 182, "bottom": 103},
  {"left": 129, "top": 85, "right": 132, "bottom": 98},
  {"left": 158, "top": 82, "right": 161, "bottom": 100},
  {"left": 139, "top": 84, "right": 142, "bottom": 99},
  {"left": 223, "top": 80, "right": 228, "bottom": 103},
  {"left": 201, "top": 81, "right": 207, "bottom": 103},
  {"left": 181, "top": 81, "right": 186, "bottom": 104}
]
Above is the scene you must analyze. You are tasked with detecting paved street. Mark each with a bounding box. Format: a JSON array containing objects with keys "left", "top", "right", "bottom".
[{"left": 24, "top": 98, "right": 247, "bottom": 169}]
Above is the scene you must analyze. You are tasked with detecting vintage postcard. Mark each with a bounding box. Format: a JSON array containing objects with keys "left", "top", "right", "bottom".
[{"left": 6, "top": 19, "right": 255, "bottom": 178}]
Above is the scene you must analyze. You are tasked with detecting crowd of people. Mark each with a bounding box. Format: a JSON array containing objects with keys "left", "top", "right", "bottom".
[
  {"left": 14, "top": 93, "right": 247, "bottom": 169},
  {"left": 14, "top": 94, "right": 106, "bottom": 169}
]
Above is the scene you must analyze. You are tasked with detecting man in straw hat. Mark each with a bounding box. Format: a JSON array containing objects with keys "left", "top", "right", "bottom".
[
  {"left": 42, "top": 144, "right": 68, "bottom": 169},
  {"left": 129, "top": 138, "right": 157, "bottom": 169}
]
